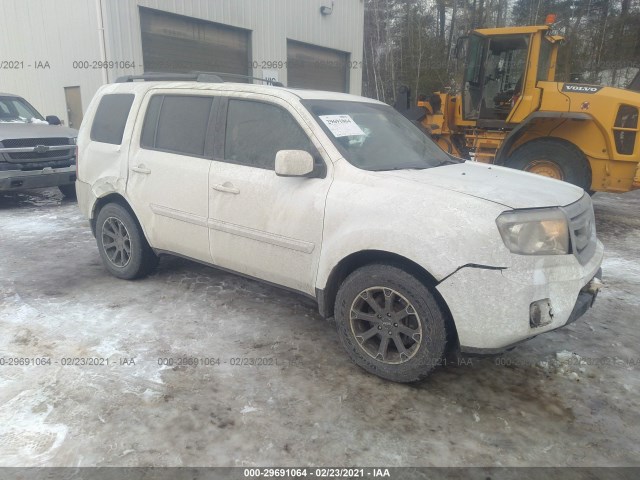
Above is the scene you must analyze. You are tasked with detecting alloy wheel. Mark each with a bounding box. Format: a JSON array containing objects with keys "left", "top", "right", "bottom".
[
  {"left": 101, "top": 216, "right": 132, "bottom": 268},
  {"left": 349, "top": 287, "right": 423, "bottom": 364}
]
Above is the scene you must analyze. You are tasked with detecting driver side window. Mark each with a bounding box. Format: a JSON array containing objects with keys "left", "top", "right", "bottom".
[{"left": 224, "top": 99, "right": 319, "bottom": 170}]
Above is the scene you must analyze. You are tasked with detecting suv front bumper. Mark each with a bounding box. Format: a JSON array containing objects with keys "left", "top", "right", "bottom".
[
  {"left": 436, "top": 240, "right": 604, "bottom": 352},
  {"left": 0, "top": 166, "right": 76, "bottom": 191}
]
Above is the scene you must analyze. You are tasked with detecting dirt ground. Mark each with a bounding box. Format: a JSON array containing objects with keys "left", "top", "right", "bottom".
[{"left": 0, "top": 187, "right": 638, "bottom": 467}]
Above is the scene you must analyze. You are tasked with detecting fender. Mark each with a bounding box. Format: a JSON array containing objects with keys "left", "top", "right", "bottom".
[{"left": 494, "top": 111, "right": 592, "bottom": 164}]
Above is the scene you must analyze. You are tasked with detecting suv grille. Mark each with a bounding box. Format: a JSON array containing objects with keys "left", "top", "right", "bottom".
[
  {"left": 0, "top": 137, "right": 74, "bottom": 163},
  {"left": 562, "top": 194, "right": 597, "bottom": 265}
]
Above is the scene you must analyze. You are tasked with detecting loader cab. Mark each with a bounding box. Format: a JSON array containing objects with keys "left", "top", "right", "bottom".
[{"left": 460, "top": 26, "right": 559, "bottom": 126}]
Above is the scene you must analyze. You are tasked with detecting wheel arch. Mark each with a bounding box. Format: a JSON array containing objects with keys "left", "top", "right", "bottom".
[
  {"left": 317, "top": 249, "right": 459, "bottom": 349},
  {"left": 495, "top": 111, "right": 606, "bottom": 165},
  {"left": 91, "top": 193, "right": 144, "bottom": 240}
]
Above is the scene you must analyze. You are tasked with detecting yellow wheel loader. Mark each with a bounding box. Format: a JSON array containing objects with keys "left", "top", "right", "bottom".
[{"left": 400, "top": 22, "right": 640, "bottom": 193}]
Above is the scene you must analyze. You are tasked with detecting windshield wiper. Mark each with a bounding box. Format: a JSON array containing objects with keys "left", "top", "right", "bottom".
[{"left": 376, "top": 166, "right": 429, "bottom": 171}]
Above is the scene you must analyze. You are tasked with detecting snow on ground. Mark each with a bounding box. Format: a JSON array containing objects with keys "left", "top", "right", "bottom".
[{"left": 0, "top": 188, "right": 638, "bottom": 467}]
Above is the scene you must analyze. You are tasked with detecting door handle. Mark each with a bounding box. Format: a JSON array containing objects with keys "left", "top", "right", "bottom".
[
  {"left": 132, "top": 165, "right": 151, "bottom": 174},
  {"left": 211, "top": 182, "right": 240, "bottom": 194}
]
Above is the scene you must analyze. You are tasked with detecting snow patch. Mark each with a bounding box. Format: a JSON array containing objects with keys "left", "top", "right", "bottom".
[
  {"left": 0, "top": 390, "right": 68, "bottom": 465},
  {"left": 537, "top": 351, "right": 586, "bottom": 379}
]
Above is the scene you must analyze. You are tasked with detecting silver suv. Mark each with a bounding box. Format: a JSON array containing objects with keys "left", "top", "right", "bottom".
[
  {"left": 76, "top": 73, "right": 604, "bottom": 382},
  {"left": 0, "top": 93, "right": 77, "bottom": 197}
]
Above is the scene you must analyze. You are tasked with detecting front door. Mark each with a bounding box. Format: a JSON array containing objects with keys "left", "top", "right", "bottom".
[
  {"left": 208, "top": 96, "right": 331, "bottom": 294},
  {"left": 127, "top": 91, "right": 217, "bottom": 263}
]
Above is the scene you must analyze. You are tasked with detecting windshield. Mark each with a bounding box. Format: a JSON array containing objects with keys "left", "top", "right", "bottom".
[
  {"left": 303, "top": 100, "right": 454, "bottom": 171},
  {"left": 0, "top": 96, "right": 46, "bottom": 123}
]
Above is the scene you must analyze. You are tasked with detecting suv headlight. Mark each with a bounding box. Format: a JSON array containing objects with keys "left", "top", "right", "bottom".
[{"left": 496, "top": 208, "right": 569, "bottom": 255}]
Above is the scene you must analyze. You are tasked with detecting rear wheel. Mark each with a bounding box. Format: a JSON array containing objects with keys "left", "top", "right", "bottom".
[
  {"left": 334, "top": 264, "right": 448, "bottom": 383},
  {"left": 95, "top": 203, "right": 158, "bottom": 279},
  {"left": 505, "top": 139, "right": 592, "bottom": 191}
]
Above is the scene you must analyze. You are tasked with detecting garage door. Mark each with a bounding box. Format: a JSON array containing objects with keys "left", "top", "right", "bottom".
[
  {"left": 140, "top": 7, "right": 250, "bottom": 77},
  {"left": 287, "top": 41, "right": 349, "bottom": 93}
]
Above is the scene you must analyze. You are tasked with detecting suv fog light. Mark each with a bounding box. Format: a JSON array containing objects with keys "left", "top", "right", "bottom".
[{"left": 530, "top": 299, "right": 554, "bottom": 328}]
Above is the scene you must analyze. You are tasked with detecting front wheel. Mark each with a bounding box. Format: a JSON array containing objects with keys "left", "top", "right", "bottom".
[
  {"left": 505, "top": 139, "right": 592, "bottom": 191},
  {"left": 95, "top": 203, "right": 158, "bottom": 280},
  {"left": 334, "top": 264, "right": 448, "bottom": 383}
]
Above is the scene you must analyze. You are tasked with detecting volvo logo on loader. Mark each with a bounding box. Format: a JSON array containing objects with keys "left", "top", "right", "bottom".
[{"left": 562, "top": 84, "right": 603, "bottom": 93}]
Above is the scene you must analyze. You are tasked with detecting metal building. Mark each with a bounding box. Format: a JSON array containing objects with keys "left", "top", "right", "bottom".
[{"left": 0, "top": 0, "right": 364, "bottom": 128}]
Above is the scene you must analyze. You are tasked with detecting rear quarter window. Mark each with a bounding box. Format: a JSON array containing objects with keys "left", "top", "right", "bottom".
[{"left": 90, "top": 93, "right": 135, "bottom": 145}]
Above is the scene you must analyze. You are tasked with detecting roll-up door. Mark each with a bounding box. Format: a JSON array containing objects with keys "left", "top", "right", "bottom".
[
  {"left": 139, "top": 7, "right": 250, "bottom": 77},
  {"left": 287, "top": 40, "right": 349, "bottom": 93}
]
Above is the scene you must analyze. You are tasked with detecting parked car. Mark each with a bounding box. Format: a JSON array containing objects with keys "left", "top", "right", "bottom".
[
  {"left": 0, "top": 93, "right": 77, "bottom": 197},
  {"left": 76, "top": 74, "right": 604, "bottom": 382}
]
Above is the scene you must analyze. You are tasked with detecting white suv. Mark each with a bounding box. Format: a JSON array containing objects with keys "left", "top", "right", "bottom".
[{"left": 77, "top": 73, "right": 604, "bottom": 382}]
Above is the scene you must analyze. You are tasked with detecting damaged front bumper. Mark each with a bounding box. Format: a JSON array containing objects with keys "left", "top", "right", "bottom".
[{"left": 436, "top": 240, "right": 604, "bottom": 353}]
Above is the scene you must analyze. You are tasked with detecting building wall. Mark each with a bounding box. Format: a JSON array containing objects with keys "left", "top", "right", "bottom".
[
  {"left": 0, "top": 0, "right": 105, "bottom": 125},
  {"left": 102, "top": 0, "right": 364, "bottom": 92},
  {"left": 0, "top": 0, "right": 364, "bottom": 127}
]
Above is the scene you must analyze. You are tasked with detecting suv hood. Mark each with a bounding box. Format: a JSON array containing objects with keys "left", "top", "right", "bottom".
[
  {"left": 0, "top": 123, "right": 78, "bottom": 141},
  {"left": 380, "top": 161, "right": 584, "bottom": 209}
]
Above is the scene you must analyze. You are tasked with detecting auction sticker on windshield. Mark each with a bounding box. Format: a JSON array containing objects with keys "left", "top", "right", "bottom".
[{"left": 319, "top": 114, "right": 365, "bottom": 137}]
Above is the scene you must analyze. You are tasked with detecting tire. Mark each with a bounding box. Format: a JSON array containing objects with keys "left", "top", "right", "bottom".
[
  {"left": 95, "top": 203, "right": 158, "bottom": 280},
  {"left": 334, "top": 264, "right": 448, "bottom": 383},
  {"left": 505, "top": 139, "right": 592, "bottom": 191},
  {"left": 58, "top": 184, "right": 77, "bottom": 199}
]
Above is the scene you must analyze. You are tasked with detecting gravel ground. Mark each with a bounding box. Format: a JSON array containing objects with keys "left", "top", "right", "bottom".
[{"left": 0, "top": 188, "right": 638, "bottom": 467}]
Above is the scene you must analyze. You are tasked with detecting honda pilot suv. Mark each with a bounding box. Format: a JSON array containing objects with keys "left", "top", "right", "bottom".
[
  {"left": 76, "top": 74, "right": 604, "bottom": 382},
  {"left": 0, "top": 93, "right": 77, "bottom": 197}
]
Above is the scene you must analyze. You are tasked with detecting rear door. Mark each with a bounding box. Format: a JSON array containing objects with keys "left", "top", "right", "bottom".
[
  {"left": 127, "top": 90, "right": 217, "bottom": 263},
  {"left": 207, "top": 95, "right": 332, "bottom": 294}
]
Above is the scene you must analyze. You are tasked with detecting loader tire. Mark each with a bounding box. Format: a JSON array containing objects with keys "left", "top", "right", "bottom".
[{"left": 505, "top": 139, "right": 592, "bottom": 191}]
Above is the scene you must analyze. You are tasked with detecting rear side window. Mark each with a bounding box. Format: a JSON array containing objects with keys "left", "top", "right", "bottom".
[
  {"left": 140, "top": 95, "right": 214, "bottom": 157},
  {"left": 224, "top": 99, "right": 316, "bottom": 169},
  {"left": 90, "top": 94, "right": 135, "bottom": 145}
]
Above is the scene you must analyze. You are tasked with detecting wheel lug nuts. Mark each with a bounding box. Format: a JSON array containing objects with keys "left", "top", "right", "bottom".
[
  {"left": 377, "top": 326, "right": 382, "bottom": 330},
  {"left": 394, "top": 323, "right": 398, "bottom": 327},
  {"left": 386, "top": 313, "right": 391, "bottom": 317},
  {"left": 377, "top": 315, "right": 382, "bottom": 318}
]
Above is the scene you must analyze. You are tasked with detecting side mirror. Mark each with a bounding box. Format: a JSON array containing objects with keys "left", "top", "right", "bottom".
[
  {"left": 275, "top": 150, "right": 314, "bottom": 177},
  {"left": 454, "top": 36, "right": 469, "bottom": 60},
  {"left": 46, "top": 115, "right": 61, "bottom": 125}
]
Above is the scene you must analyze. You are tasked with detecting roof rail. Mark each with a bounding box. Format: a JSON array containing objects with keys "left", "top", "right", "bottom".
[
  {"left": 115, "top": 72, "right": 224, "bottom": 83},
  {"left": 115, "top": 71, "right": 285, "bottom": 87}
]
